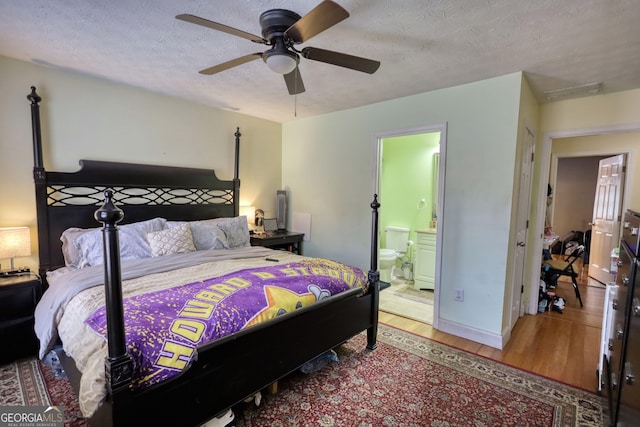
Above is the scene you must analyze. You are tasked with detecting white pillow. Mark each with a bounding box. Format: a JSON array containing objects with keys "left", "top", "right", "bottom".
[
  {"left": 147, "top": 223, "right": 196, "bottom": 257},
  {"left": 74, "top": 217, "right": 168, "bottom": 268}
]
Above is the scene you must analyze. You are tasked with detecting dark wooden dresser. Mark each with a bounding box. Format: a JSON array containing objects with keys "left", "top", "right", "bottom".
[{"left": 605, "top": 210, "right": 640, "bottom": 425}]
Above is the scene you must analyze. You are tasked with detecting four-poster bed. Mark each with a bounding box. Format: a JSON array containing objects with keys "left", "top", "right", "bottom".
[{"left": 27, "top": 87, "right": 381, "bottom": 426}]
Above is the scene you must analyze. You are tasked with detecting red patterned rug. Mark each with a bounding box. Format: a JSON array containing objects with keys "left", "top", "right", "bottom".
[
  {"left": 232, "top": 325, "right": 607, "bottom": 426},
  {"left": 1, "top": 324, "right": 606, "bottom": 426},
  {"left": 0, "top": 355, "right": 87, "bottom": 426}
]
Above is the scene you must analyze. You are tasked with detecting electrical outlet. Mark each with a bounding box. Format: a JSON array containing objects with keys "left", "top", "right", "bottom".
[{"left": 454, "top": 288, "right": 464, "bottom": 302}]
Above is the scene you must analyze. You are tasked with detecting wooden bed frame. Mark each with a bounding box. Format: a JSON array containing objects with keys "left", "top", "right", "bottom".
[{"left": 27, "top": 86, "right": 381, "bottom": 426}]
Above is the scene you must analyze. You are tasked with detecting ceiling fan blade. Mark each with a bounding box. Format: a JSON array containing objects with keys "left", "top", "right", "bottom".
[
  {"left": 301, "top": 47, "right": 380, "bottom": 74},
  {"left": 284, "top": 67, "right": 305, "bottom": 95},
  {"left": 176, "top": 14, "right": 267, "bottom": 44},
  {"left": 199, "top": 53, "right": 263, "bottom": 75},
  {"left": 285, "top": 1, "right": 349, "bottom": 43}
]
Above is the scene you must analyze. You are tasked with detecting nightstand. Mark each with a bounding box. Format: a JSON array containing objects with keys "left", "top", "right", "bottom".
[
  {"left": 250, "top": 231, "right": 305, "bottom": 255},
  {"left": 0, "top": 273, "right": 42, "bottom": 364}
]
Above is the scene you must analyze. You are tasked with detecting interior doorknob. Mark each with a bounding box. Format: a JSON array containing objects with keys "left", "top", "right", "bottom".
[{"left": 517, "top": 241, "right": 525, "bottom": 247}]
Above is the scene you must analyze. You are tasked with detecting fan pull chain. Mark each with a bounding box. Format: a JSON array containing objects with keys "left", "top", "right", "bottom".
[{"left": 294, "top": 67, "right": 298, "bottom": 117}]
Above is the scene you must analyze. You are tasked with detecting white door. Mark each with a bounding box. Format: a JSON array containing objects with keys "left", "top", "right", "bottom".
[
  {"left": 589, "top": 154, "right": 625, "bottom": 284},
  {"left": 511, "top": 127, "right": 535, "bottom": 328}
]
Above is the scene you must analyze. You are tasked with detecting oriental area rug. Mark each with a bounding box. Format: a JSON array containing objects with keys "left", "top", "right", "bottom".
[{"left": 0, "top": 324, "right": 606, "bottom": 427}]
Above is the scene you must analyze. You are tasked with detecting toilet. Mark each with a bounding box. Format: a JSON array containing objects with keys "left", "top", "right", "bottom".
[{"left": 379, "top": 226, "right": 410, "bottom": 283}]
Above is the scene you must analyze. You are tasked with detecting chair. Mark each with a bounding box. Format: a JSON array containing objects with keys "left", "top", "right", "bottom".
[{"left": 541, "top": 245, "right": 584, "bottom": 307}]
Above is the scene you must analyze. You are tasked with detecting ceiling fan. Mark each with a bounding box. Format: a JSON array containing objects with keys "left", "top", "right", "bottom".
[{"left": 176, "top": 0, "right": 380, "bottom": 95}]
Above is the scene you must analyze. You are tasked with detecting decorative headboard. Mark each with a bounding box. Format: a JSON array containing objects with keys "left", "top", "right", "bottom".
[{"left": 27, "top": 87, "right": 241, "bottom": 277}]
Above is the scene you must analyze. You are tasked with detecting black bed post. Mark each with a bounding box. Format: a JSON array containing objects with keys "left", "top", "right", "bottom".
[
  {"left": 366, "top": 194, "right": 380, "bottom": 350},
  {"left": 95, "top": 190, "right": 133, "bottom": 394},
  {"left": 233, "top": 127, "right": 241, "bottom": 217},
  {"left": 28, "top": 86, "right": 50, "bottom": 279}
]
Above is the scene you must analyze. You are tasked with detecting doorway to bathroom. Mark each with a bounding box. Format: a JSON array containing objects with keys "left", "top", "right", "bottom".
[{"left": 374, "top": 124, "right": 447, "bottom": 328}]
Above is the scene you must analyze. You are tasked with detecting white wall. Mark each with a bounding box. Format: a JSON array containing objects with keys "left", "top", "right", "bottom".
[
  {"left": 0, "top": 55, "right": 283, "bottom": 271},
  {"left": 283, "top": 72, "right": 524, "bottom": 346}
]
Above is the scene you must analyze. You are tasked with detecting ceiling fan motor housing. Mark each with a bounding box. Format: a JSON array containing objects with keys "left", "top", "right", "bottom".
[{"left": 259, "top": 9, "right": 301, "bottom": 42}]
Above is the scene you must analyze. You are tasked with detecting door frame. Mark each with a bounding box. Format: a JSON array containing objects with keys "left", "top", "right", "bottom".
[
  {"left": 373, "top": 123, "right": 448, "bottom": 329},
  {"left": 510, "top": 125, "right": 535, "bottom": 330},
  {"left": 529, "top": 123, "right": 639, "bottom": 314}
]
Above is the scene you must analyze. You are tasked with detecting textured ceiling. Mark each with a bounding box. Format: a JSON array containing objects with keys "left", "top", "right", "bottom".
[{"left": 1, "top": 0, "right": 639, "bottom": 123}]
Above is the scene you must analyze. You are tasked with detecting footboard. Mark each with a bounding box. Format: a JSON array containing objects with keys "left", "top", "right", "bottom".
[
  {"left": 87, "top": 192, "right": 381, "bottom": 427},
  {"left": 88, "top": 287, "right": 373, "bottom": 426}
]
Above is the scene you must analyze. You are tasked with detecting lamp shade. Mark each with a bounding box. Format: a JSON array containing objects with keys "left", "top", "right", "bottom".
[
  {"left": 239, "top": 205, "right": 256, "bottom": 227},
  {"left": 0, "top": 227, "right": 31, "bottom": 260}
]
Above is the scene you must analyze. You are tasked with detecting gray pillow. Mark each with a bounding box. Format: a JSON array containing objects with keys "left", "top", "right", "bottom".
[
  {"left": 167, "top": 220, "right": 228, "bottom": 250},
  {"left": 74, "top": 217, "right": 168, "bottom": 268},
  {"left": 60, "top": 227, "right": 97, "bottom": 267},
  {"left": 215, "top": 216, "right": 251, "bottom": 248}
]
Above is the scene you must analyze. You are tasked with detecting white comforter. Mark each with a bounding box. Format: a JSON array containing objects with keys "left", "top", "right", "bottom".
[{"left": 34, "top": 246, "right": 298, "bottom": 417}]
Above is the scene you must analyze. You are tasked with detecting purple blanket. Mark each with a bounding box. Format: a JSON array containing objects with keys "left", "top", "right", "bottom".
[{"left": 85, "top": 258, "right": 367, "bottom": 389}]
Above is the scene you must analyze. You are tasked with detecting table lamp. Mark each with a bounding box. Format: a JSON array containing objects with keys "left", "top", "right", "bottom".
[
  {"left": 239, "top": 205, "right": 256, "bottom": 230},
  {"left": 0, "top": 226, "right": 31, "bottom": 273}
]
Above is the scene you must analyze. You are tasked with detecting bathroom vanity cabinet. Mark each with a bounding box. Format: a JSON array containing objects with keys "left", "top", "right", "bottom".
[{"left": 414, "top": 229, "right": 436, "bottom": 290}]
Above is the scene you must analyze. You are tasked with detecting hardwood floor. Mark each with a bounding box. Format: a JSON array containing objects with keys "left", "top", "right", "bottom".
[{"left": 379, "top": 258, "right": 606, "bottom": 392}]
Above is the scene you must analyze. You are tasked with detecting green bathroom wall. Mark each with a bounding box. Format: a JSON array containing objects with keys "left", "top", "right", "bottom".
[{"left": 380, "top": 131, "right": 440, "bottom": 262}]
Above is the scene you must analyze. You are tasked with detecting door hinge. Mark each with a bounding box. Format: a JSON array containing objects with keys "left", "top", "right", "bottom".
[
  {"left": 521, "top": 285, "right": 524, "bottom": 293},
  {"left": 531, "top": 152, "right": 534, "bottom": 162},
  {"left": 526, "top": 220, "right": 529, "bottom": 228}
]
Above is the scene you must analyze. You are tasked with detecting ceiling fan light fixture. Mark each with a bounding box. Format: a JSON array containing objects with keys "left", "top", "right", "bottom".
[{"left": 263, "top": 48, "right": 298, "bottom": 74}]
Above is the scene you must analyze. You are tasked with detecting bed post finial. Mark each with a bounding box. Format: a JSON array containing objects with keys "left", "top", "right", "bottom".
[
  {"left": 95, "top": 190, "right": 133, "bottom": 393},
  {"left": 366, "top": 194, "right": 380, "bottom": 350},
  {"left": 27, "top": 86, "right": 41, "bottom": 103}
]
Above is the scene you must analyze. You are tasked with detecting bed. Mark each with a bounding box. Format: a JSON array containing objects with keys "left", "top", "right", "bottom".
[{"left": 27, "top": 86, "right": 381, "bottom": 426}]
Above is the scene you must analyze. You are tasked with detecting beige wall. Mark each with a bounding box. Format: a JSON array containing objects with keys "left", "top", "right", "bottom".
[
  {"left": 0, "top": 55, "right": 283, "bottom": 272},
  {"left": 552, "top": 156, "right": 603, "bottom": 238},
  {"left": 502, "top": 75, "right": 541, "bottom": 328},
  {"left": 535, "top": 89, "right": 640, "bottom": 230},
  {"left": 541, "top": 89, "right": 640, "bottom": 132},
  {"left": 521, "top": 89, "right": 640, "bottom": 315},
  {"left": 551, "top": 133, "right": 640, "bottom": 212}
]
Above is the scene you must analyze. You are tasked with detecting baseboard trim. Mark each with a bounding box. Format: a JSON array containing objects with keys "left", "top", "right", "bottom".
[{"left": 437, "top": 318, "right": 505, "bottom": 350}]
